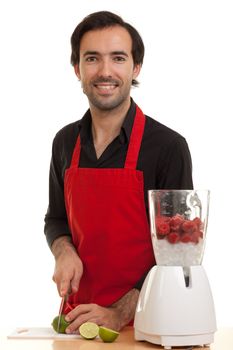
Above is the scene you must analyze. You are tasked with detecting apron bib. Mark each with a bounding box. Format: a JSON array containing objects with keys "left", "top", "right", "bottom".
[{"left": 64, "top": 105, "right": 155, "bottom": 309}]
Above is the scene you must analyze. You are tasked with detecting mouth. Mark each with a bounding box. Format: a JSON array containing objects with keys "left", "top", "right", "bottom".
[
  {"left": 94, "top": 83, "right": 117, "bottom": 90},
  {"left": 93, "top": 80, "right": 119, "bottom": 94}
]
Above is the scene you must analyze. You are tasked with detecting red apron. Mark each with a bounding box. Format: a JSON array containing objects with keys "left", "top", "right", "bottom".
[{"left": 64, "top": 105, "right": 155, "bottom": 310}]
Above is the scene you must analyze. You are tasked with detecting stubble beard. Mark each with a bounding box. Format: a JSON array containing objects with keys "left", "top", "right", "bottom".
[
  {"left": 82, "top": 81, "right": 131, "bottom": 112},
  {"left": 88, "top": 93, "right": 128, "bottom": 111}
]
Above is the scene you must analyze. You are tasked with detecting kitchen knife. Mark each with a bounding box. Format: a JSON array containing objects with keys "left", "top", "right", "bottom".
[{"left": 57, "top": 296, "right": 66, "bottom": 333}]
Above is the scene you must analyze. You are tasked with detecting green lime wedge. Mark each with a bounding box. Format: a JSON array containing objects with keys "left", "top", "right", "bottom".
[
  {"left": 98, "top": 326, "right": 120, "bottom": 342},
  {"left": 52, "top": 314, "right": 70, "bottom": 334},
  {"left": 79, "top": 322, "right": 99, "bottom": 340}
]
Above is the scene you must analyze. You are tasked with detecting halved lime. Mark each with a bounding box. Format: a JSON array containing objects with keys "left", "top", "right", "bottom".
[
  {"left": 98, "top": 326, "right": 120, "bottom": 342},
  {"left": 79, "top": 322, "right": 99, "bottom": 340},
  {"left": 52, "top": 314, "right": 70, "bottom": 334}
]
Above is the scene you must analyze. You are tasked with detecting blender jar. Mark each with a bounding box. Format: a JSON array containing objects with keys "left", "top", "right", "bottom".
[{"left": 148, "top": 190, "right": 210, "bottom": 266}]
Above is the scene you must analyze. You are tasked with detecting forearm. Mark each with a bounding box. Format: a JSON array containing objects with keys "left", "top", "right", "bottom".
[
  {"left": 51, "top": 235, "right": 77, "bottom": 259},
  {"left": 110, "top": 289, "right": 139, "bottom": 329}
]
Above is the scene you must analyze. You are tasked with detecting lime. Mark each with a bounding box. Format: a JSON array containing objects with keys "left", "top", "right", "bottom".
[
  {"left": 98, "top": 326, "right": 120, "bottom": 342},
  {"left": 79, "top": 322, "right": 99, "bottom": 340},
  {"left": 52, "top": 314, "right": 70, "bottom": 334}
]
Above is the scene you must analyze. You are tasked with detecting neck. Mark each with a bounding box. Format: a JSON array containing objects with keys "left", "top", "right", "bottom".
[
  {"left": 89, "top": 98, "right": 131, "bottom": 158},
  {"left": 90, "top": 98, "right": 131, "bottom": 144}
]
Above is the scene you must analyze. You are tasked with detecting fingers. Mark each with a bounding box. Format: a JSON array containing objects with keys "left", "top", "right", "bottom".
[
  {"left": 64, "top": 304, "right": 120, "bottom": 333},
  {"left": 52, "top": 255, "right": 83, "bottom": 297},
  {"left": 59, "top": 269, "right": 82, "bottom": 296},
  {"left": 70, "top": 270, "right": 82, "bottom": 294},
  {"left": 66, "top": 304, "right": 95, "bottom": 321},
  {"left": 65, "top": 304, "right": 102, "bottom": 334},
  {"left": 60, "top": 279, "right": 70, "bottom": 297},
  {"left": 56, "top": 276, "right": 79, "bottom": 297},
  {"left": 52, "top": 270, "right": 70, "bottom": 297}
]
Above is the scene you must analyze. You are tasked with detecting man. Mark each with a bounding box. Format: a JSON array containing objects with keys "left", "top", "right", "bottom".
[{"left": 44, "top": 11, "right": 193, "bottom": 333}]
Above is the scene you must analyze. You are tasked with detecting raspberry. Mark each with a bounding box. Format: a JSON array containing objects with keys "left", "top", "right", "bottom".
[
  {"left": 170, "top": 214, "right": 184, "bottom": 231},
  {"left": 190, "top": 231, "right": 200, "bottom": 244},
  {"left": 192, "top": 217, "right": 202, "bottom": 230},
  {"left": 180, "top": 233, "right": 192, "bottom": 243},
  {"left": 157, "top": 222, "right": 170, "bottom": 235},
  {"left": 182, "top": 220, "right": 197, "bottom": 233},
  {"left": 158, "top": 214, "right": 204, "bottom": 245},
  {"left": 167, "top": 232, "right": 180, "bottom": 244}
]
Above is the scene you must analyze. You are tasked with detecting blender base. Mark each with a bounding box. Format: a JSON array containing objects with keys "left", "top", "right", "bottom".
[
  {"left": 134, "top": 265, "right": 217, "bottom": 349},
  {"left": 135, "top": 329, "right": 214, "bottom": 349}
]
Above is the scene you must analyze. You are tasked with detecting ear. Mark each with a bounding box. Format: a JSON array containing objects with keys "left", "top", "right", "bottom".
[
  {"left": 133, "top": 64, "right": 141, "bottom": 80},
  {"left": 74, "top": 64, "right": 81, "bottom": 80}
]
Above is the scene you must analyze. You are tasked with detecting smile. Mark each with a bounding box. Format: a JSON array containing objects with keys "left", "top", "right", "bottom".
[
  {"left": 93, "top": 83, "right": 119, "bottom": 95},
  {"left": 94, "top": 84, "right": 118, "bottom": 90}
]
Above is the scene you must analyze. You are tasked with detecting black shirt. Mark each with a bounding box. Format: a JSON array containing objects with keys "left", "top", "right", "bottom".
[{"left": 44, "top": 99, "right": 193, "bottom": 288}]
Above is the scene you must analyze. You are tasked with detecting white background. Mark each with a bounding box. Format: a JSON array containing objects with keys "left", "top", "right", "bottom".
[{"left": 0, "top": 0, "right": 232, "bottom": 332}]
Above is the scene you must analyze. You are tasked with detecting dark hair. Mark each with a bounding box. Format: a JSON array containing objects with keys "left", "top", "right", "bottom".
[{"left": 70, "top": 11, "right": 144, "bottom": 86}]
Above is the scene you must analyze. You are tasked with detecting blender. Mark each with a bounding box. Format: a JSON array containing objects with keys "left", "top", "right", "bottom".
[{"left": 134, "top": 190, "right": 217, "bottom": 349}]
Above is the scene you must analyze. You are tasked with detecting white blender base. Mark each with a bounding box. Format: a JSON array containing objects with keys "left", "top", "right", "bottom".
[
  {"left": 135, "top": 329, "right": 214, "bottom": 349},
  {"left": 134, "top": 266, "right": 217, "bottom": 349}
]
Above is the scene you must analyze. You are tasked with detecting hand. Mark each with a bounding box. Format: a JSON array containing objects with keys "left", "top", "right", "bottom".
[
  {"left": 65, "top": 304, "right": 121, "bottom": 333},
  {"left": 65, "top": 289, "right": 140, "bottom": 333},
  {"left": 51, "top": 236, "right": 83, "bottom": 296}
]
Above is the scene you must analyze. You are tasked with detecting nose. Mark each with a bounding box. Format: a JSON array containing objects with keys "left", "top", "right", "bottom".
[{"left": 98, "top": 58, "right": 112, "bottom": 77}]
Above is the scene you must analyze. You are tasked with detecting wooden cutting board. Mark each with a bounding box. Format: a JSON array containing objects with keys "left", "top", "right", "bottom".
[{"left": 8, "top": 327, "right": 82, "bottom": 339}]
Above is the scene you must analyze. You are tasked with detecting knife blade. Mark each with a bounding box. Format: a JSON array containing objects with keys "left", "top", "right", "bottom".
[{"left": 57, "top": 296, "right": 66, "bottom": 333}]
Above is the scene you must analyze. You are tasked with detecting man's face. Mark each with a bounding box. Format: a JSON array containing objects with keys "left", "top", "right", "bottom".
[{"left": 74, "top": 26, "right": 141, "bottom": 111}]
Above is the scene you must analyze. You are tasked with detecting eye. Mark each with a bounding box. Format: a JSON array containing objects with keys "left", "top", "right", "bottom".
[
  {"left": 113, "top": 56, "right": 126, "bottom": 62},
  {"left": 85, "top": 56, "right": 97, "bottom": 62}
]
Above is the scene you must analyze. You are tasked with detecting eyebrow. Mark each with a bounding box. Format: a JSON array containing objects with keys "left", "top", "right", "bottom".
[{"left": 83, "top": 50, "right": 129, "bottom": 57}]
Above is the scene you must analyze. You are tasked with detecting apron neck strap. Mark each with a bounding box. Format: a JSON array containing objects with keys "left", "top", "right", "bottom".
[
  {"left": 70, "top": 105, "right": 145, "bottom": 169},
  {"left": 124, "top": 105, "right": 145, "bottom": 169},
  {"left": 70, "top": 135, "right": 81, "bottom": 167}
]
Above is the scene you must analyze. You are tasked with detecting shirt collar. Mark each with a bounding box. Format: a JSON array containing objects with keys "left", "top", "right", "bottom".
[{"left": 78, "top": 98, "right": 137, "bottom": 145}]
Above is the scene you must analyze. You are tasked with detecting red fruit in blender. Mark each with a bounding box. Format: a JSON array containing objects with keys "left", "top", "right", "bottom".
[
  {"left": 192, "top": 217, "right": 202, "bottom": 229},
  {"left": 182, "top": 220, "right": 197, "bottom": 233},
  {"left": 190, "top": 231, "right": 200, "bottom": 243},
  {"left": 167, "top": 232, "right": 180, "bottom": 244},
  {"left": 180, "top": 233, "right": 192, "bottom": 243},
  {"left": 157, "top": 222, "right": 170, "bottom": 235},
  {"left": 195, "top": 230, "right": 203, "bottom": 239},
  {"left": 170, "top": 214, "right": 184, "bottom": 231}
]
